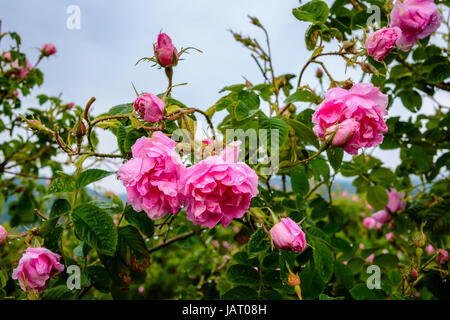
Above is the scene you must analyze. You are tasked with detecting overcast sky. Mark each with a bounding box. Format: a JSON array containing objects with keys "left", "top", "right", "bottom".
[{"left": 1, "top": 0, "right": 448, "bottom": 193}]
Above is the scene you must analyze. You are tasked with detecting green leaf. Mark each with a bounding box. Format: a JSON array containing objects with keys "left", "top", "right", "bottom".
[
  {"left": 300, "top": 268, "right": 325, "bottom": 299},
  {"left": 284, "top": 90, "right": 318, "bottom": 104},
  {"left": 50, "top": 199, "right": 71, "bottom": 218},
  {"left": 221, "top": 286, "right": 258, "bottom": 300},
  {"left": 291, "top": 169, "right": 309, "bottom": 196},
  {"left": 350, "top": 284, "right": 385, "bottom": 300},
  {"left": 427, "top": 63, "right": 450, "bottom": 84},
  {"left": 292, "top": 0, "right": 329, "bottom": 24},
  {"left": 388, "top": 270, "right": 402, "bottom": 286},
  {"left": 248, "top": 229, "right": 270, "bottom": 259},
  {"left": 334, "top": 261, "right": 353, "bottom": 289},
  {"left": 117, "top": 225, "right": 150, "bottom": 273},
  {"left": 238, "top": 90, "right": 260, "bottom": 109},
  {"left": 327, "top": 148, "right": 344, "bottom": 171},
  {"left": 48, "top": 177, "right": 76, "bottom": 194},
  {"left": 86, "top": 265, "right": 112, "bottom": 293},
  {"left": 124, "top": 205, "right": 154, "bottom": 237},
  {"left": 373, "top": 254, "right": 399, "bottom": 268},
  {"left": 366, "top": 185, "right": 389, "bottom": 211},
  {"left": 72, "top": 203, "right": 118, "bottom": 256},
  {"left": 313, "top": 240, "right": 334, "bottom": 283},
  {"left": 287, "top": 119, "right": 320, "bottom": 148},
  {"left": 76, "top": 169, "right": 114, "bottom": 189},
  {"left": 41, "top": 285, "right": 74, "bottom": 300},
  {"left": 108, "top": 103, "right": 133, "bottom": 115},
  {"left": 226, "top": 264, "right": 259, "bottom": 285},
  {"left": 398, "top": 90, "right": 422, "bottom": 112},
  {"left": 259, "top": 116, "right": 289, "bottom": 150}
]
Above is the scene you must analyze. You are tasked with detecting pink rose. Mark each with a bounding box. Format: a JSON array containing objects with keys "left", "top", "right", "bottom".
[
  {"left": 202, "top": 139, "right": 215, "bottom": 145},
  {"left": 182, "top": 141, "right": 258, "bottom": 228},
  {"left": 0, "top": 225, "right": 7, "bottom": 245},
  {"left": 359, "top": 243, "right": 365, "bottom": 250},
  {"left": 372, "top": 210, "right": 392, "bottom": 224},
  {"left": 437, "top": 249, "right": 449, "bottom": 264},
  {"left": 133, "top": 93, "right": 164, "bottom": 123},
  {"left": 118, "top": 132, "right": 185, "bottom": 220},
  {"left": 386, "top": 232, "right": 394, "bottom": 241},
  {"left": 390, "top": 0, "right": 442, "bottom": 51},
  {"left": 11, "top": 58, "right": 33, "bottom": 79},
  {"left": 12, "top": 247, "right": 64, "bottom": 291},
  {"left": 270, "top": 218, "right": 307, "bottom": 253},
  {"left": 41, "top": 43, "right": 57, "bottom": 56},
  {"left": 386, "top": 188, "right": 406, "bottom": 213},
  {"left": 363, "top": 217, "right": 376, "bottom": 229},
  {"left": 154, "top": 33, "right": 178, "bottom": 67},
  {"left": 2, "top": 51, "right": 11, "bottom": 61},
  {"left": 426, "top": 244, "right": 435, "bottom": 255},
  {"left": 365, "top": 27, "right": 402, "bottom": 61},
  {"left": 365, "top": 254, "right": 375, "bottom": 263},
  {"left": 312, "top": 83, "right": 388, "bottom": 154}
]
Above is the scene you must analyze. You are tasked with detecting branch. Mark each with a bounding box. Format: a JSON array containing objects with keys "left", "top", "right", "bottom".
[{"left": 148, "top": 230, "right": 200, "bottom": 253}]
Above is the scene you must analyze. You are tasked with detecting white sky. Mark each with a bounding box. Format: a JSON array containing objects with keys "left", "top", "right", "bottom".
[{"left": 1, "top": 0, "right": 448, "bottom": 193}]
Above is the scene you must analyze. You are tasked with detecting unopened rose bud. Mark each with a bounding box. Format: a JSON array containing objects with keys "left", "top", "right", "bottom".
[
  {"left": 412, "top": 269, "right": 418, "bottom": 279},
  {"left": 359, "top": 62, "right": 377, "bottom": 74},
  {"left": 41, "top": 44, "right": 57, "bottom": 57},
  {"left": 288, "top": 273, "right": 300, "bottom": 287},
  {"left": 341, "top": 79, "right": 354, "bottom": 90},
  {"left": 325, "top": 119, "right": 359, "bottom": 147},
  {"left": 343, "top": 41, "right": 356, "bottom": 53},
  {"left": 67, "top": 102, "right": 75, "bottom": 110},
  {"left": 133, "top": 93, "right": 164, "bottom": 123},
  {"left": 154, "top": 33, "right": 178, "bottom": 67},
  {"left": 0, "top": 225, "right": 8, "bottom": 245},
  {"left": 23, "top": 117, "right": 53, "bottom": 134},
  {"left": 315, "top": 68, "right": 323, "bottom": 78},
  {"left": 270, "top": 218, "right": 307, "bottom": 253},
  {"left": 2, "top": 51, "right": 12, "bottom": 62},
  {"left": 437, "top": 249, "right": 449, "bottom": 264}
]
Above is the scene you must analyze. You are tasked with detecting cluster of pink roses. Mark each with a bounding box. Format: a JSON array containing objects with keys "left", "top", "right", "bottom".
[
  {"left": 2, "top": 43, "right": 57, "bottom": 80},
  {"left": 363, "top": 188, "right": 406, "bottom": 229},
  {"left": 312, "top": 83, "right": 388, "bottom": 154},
  {"left": 366, "top": 0, "right": 441, "bottom": 61},
  {"left": 118, "top": 134, "right": 259, "bottom": 229}
]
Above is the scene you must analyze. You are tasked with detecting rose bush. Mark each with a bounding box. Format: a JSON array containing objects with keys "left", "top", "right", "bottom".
[{"left": 0, "top": 0, "right": 449, "bottom": 301}]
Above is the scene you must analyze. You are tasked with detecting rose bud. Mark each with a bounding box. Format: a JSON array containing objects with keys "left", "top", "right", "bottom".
[
  {"left": 325, "top": 119, "right": 360, "bottom": 147},
  {"left": 2, "top": 51, "right": 12, "bottom": 61},
  {"left": 365, "top": 254, "right": 375, "bottom": 263},
  {"left": 386, "top": 232, "right": 394, "bottom": 241},
  {"left": 363, "top": 217, "right": 376, "bottom": 229},
  {"left": 270, "top": 217, "right": 307, "bottom": 253},
  {"left": 41, "top": 43, "right": 57, "bottom": 57},
  {"left": 412, "top": 269, "right": 418, "bottom": 279},
  {"left": 365, "top": 27, "right": 402, "bottom": 61},
  {"left": 154, "top": 33, "right": 178, "bottom": 67},
  {"left": 426, "top": 244, "right": 435, "bottom": 255},
  {"left": 372, "top": 210, "right": 392, "bottom": 224},
  {"left": 0, "top": 225, "right": 7, "bottom": 245},
  {"left": 315, "top": 68, "right": 323, "bottom": 79},
  {"left": 67, "top": 102, "right": 75, "bottom": 110},
  {"left": 133, "top": 92, "right": 165, "bottom": 123},
  {"left": 288, "top": 272, "right": 301, "bottom": 287},
  {"left": 12, "top": 247, "right": 65, "bottom": 291},
  {"left": 437, "top": 249, "right": 449, "bottom": 264},
  {"left": 386, "top": 188, "right": 406, "bottom": 213}
]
